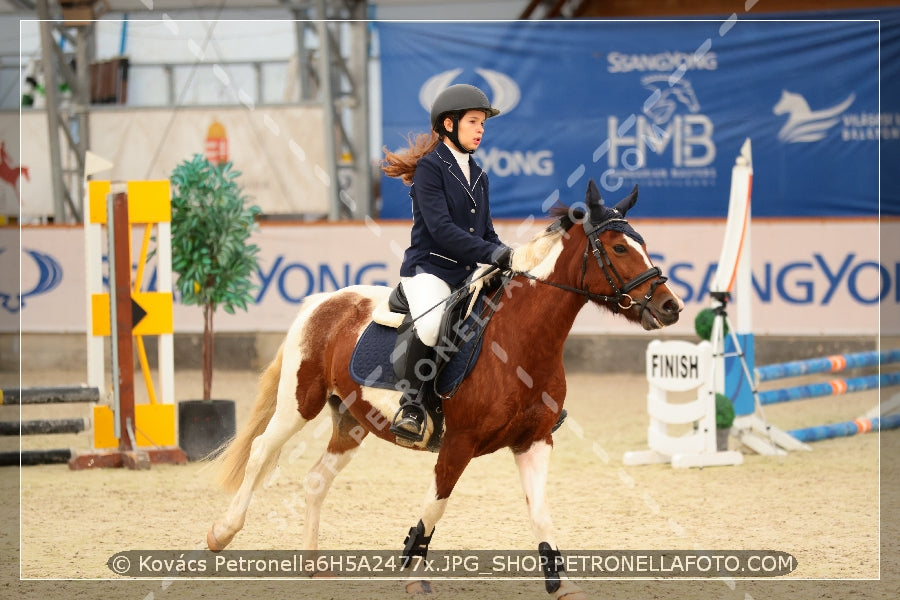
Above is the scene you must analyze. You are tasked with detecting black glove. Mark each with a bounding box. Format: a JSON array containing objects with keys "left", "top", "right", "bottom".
[{"left": 491, "top": 245, "right": 513, "bottom": 270}]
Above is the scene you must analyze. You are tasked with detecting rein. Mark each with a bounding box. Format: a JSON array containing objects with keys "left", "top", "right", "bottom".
[{"left": 522, "top": 217, "right": 668, "bottom": 318}]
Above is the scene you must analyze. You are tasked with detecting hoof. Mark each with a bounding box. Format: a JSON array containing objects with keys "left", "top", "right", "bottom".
[
  {"left": 311, "top": 569, "right": 335, "bottom": 579},
  {"left": 405, "top": 580, "right": 433, "bottom": 594},
  {"left": 557, "top": 590, "right": 589, "bottom": 600},
  {"left": 206, "top": 525, "right": 230, "bottom": 552}
]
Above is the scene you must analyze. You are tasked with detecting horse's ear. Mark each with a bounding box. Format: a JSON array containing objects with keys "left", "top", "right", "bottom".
[
  {"left": 613, "top": 184, "right": 639, "bottom": 216},
  {"left": 585, "top": 179, "right": 605, "bottom": 223}
]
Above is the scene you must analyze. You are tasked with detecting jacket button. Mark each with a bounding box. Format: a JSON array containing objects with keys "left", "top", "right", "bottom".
[
  {"left": 465, "top": 266, "right": 471, "bottom": 271},
  {"left": 470, "top": 208, "right": 475, "bottom": 214},
  {"left": 469, "top": 227, "right": 475, "bottom": 233}
]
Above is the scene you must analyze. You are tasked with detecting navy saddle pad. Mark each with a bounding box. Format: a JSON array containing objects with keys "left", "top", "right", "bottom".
[{"left": 349, "top": 296, "right": 489, "bottom": 397}]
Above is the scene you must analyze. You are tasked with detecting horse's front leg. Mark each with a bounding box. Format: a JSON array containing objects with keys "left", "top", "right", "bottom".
[
  {"left": 515, "top": 440, "right": 587, "bottom": 600},
  {"left": 400, "top": 434, "right": 475, "bottom": 594}
]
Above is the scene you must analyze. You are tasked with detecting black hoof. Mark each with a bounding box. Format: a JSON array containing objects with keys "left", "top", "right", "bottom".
[{"left": 551, "top": 409, "right": 568, "bottom": 433}]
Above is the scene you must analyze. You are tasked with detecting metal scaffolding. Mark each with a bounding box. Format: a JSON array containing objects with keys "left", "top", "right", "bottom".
[
  {"left": 30, "top": 0, "right": 372, "bottom": 222},
  {"left": 35, "top": 0, "right": 95, "bottom": 222},
  {"left": 285, "top": 0, "right": 372, "bottom": 220}
]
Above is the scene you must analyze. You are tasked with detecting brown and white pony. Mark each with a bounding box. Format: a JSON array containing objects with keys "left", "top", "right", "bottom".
[{"left": 207, "top": 181, "right": 684, "bottom": 599}]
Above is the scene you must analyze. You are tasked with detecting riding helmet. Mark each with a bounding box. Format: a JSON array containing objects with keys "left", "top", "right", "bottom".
[{"left": 430, "top": 84, "right": 500, "bottom": 132}]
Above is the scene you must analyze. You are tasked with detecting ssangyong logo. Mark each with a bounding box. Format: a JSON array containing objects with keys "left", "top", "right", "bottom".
[
  {"left": 418, "top": 68, "right": 553, "bottom": 177},
  {"left": 418, "top": 67, "right": 521, "bottom": 116},
  {"left": 0, "top": 247, "right": 63, "bottom": 313},
  {"left": 606, "top": 51, "right": 718, "bottom": 73},
  {"left": 773, "top": 90, "right": 856, "bottom": 143}
]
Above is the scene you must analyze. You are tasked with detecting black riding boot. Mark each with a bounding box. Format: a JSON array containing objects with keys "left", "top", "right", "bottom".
[{"left": 390, "top": 332, "right": 434, "bottom": 442}]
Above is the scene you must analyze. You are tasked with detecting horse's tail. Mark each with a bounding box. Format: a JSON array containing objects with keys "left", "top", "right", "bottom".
[{"left": 216, "top": 343, "right": 284, "bottom": 494}]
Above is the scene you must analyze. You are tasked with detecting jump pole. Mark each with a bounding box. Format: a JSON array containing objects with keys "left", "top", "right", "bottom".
[
  {"left": 734, "top": 351, "right": 900, "bottom": 444},
  {"left": 0, "top": 386, "right": 99, "bottom": 466},
  {"left": 0, "top": 386, "right": 100, "bottom": 404},
  {"left": 789, "top": 413, "right": 900, "bottom": 443},
  {"left": 757, "top": 371, "right": 900, "bottom": 405},
  {"left": 756, "top": 350, "right": 900, "bottom": 382}
]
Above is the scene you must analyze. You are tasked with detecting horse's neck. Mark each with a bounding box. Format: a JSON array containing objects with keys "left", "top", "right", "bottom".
[{"left": 492, "top": 277, "right": 586, "bottom": 361}]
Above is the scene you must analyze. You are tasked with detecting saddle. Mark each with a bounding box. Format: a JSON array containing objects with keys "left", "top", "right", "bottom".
[{"left": 349, "top": 270, "right": 509, "bottom": 451}]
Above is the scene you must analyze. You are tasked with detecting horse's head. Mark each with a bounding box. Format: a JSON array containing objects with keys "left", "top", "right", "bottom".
[{"left": 519, "top": 180, "right": 683, "bottom": 330}]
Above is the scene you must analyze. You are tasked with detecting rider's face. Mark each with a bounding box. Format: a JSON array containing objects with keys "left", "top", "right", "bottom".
[{"left": 444, "top": 110, "right": 487, "bottom": 153}]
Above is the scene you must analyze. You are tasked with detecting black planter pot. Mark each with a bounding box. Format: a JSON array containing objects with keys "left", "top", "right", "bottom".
[{"left": 178, "top": 399, "right": 236, "bottom": 462}]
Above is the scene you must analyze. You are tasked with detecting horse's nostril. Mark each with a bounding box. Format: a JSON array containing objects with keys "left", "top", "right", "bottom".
[{"left": 663, "top": 299, "right": 682, "bottom": 314}]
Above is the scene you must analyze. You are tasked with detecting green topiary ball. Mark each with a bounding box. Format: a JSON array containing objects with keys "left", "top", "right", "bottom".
[
  {"left": 694, "top": 307, "right": 728, "bottom": 341},
  {"left": 694, "top": 308, "right": 714, "bottom": 340},
  {"left": 715, "top": 393, "right": 735, "bottom": 429}
]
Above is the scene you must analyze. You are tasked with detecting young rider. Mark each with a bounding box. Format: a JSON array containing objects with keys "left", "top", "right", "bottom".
[{"left": 381, "top": 84, "right": 513, "bottom": 442}]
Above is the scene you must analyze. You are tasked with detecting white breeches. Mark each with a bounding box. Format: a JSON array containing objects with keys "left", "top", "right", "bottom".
[{"left": 400, "top": 273, "right": 451, "bottom": 347}]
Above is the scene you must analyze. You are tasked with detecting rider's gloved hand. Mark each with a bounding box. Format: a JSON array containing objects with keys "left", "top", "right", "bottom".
[{"left": 491, "top": 245, "right": 513, "bottom": 271}]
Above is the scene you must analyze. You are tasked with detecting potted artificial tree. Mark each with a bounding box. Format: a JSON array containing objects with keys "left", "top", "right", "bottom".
[
  {"left": 170, "top": 154, "right": 261, "bottom": 461},
  {"left": 715, "top": 392, "right": 736, "bottom": 451}
]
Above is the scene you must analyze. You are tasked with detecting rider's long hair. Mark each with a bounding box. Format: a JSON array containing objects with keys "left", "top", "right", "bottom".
[{"left": 381, "top": 131, "right": 441, "bottom": 185}]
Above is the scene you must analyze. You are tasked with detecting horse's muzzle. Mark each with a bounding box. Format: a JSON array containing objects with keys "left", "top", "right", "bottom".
[{"left": 640, "top": 293, "right": 684, "bottom": 330}]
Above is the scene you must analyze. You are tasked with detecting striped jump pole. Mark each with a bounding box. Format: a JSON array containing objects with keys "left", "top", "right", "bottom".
[
  {"left": 755, "top": 350, "right": 900, "bottom": 383},
  {"left": 789, "top": 413, "right": 900, "bottom": 443},
  {"left": 757, "top": 372, "right": 900, "bottom": 406}
]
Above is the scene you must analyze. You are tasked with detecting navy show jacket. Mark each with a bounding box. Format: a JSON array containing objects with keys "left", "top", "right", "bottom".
[{"left": 399, "top": 143, "right": 504, "bottom": 287}]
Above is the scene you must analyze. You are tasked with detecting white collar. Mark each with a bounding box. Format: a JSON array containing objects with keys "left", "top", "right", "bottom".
[{"left": 443, "top": 141, "right": 470, "bottom": 168}]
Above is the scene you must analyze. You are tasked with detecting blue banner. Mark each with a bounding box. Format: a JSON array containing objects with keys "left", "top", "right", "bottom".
[{"left": 377, "top": 13, "right": 895, "bottom": 219}]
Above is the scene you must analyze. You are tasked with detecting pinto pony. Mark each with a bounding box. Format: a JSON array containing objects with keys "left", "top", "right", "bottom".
[{"left": 208, "top": 181, "right": 683, "bottom": 598}]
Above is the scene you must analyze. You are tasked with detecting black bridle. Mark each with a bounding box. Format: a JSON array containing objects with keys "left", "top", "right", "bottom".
[{"left": 522, "top": 216, "right": 668, "bottom": 319}]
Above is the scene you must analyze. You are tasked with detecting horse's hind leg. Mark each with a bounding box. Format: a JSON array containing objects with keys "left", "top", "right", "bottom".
[
  {"left": 208, "top": 399, "right": 308, "bottom": 551},
  {"left": 208, "top": 362, "right": 327, "bottom": 551},
  {"left": 515, "top": 440, "right": 586, "bottom": 600},
  {"left": 302, "top": 397, "right": 369, "bottom": 551}
]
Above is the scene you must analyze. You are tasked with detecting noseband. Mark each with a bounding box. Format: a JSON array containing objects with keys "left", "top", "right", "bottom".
[{"left": 524, "top": 216, "right": 668, "bottom": 318}]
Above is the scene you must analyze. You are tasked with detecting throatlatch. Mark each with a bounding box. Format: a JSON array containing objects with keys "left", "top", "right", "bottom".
[
  {"left": 401, "top": 519, "right": 433, "bottom": 569},
  {"left": 538, "top": 542, "right": 565, "bottom": 593}
]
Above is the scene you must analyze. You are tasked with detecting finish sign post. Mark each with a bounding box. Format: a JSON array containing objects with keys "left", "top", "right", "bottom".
[{"left": 624, "top": 339, "right": 743, "bottom": 468}]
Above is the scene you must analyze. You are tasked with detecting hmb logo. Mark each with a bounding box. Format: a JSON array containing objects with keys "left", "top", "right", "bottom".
[{"left": 607, "top": 76, "right": 715, "bottom": 169}]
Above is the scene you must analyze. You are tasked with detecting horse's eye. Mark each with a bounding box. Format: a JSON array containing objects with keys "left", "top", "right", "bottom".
[{"left": 613, "top": 244, "right": 627, "bottom": 254}]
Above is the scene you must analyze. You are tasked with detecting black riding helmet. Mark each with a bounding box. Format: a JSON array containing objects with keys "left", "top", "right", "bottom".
[{"left": 430, "top": 84, "right": 500, "bottom": 154}]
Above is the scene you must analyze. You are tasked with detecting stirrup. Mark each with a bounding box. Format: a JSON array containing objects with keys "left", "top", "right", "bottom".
[{"left": 390, "top": 405, "right": 427, "bottom": 442}]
